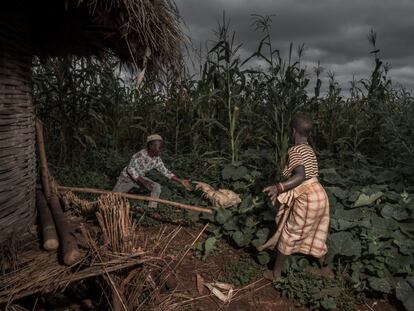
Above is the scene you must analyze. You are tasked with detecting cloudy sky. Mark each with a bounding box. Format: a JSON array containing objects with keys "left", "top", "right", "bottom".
[{"left": 175, "top": 0, "right": 414, "bottom": 94}]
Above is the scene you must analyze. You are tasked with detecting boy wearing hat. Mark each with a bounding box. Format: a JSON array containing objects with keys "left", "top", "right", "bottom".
[{"left": 113, "top": 134, "right": 192, "bottom": 208}]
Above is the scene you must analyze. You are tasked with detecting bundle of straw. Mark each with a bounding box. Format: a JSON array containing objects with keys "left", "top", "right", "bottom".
[{"left": 96, "top": 194, "right": 138, "bottom": 255}]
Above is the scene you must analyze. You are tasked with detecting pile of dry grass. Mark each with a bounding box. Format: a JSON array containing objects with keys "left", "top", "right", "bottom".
[{"left": 0, "top": 193, "right": 187, "bottom": 309}]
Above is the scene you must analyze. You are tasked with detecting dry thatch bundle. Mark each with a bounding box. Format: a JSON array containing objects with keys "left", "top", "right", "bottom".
[
  {"left": 96, "top": 193, "right": 139, "bottom": 255},
  {"left": 30, "top": 0, "right": 184, "bottom": 73}
]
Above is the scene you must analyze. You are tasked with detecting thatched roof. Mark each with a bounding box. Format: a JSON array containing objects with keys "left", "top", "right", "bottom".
[{"left": 30, "top": 0, "right": 183, "bottom": 73}]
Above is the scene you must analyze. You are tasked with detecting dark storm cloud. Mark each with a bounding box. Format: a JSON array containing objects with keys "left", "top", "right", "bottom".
[{"left": 176, "top": 0, "right": 414, "bottom": 93}]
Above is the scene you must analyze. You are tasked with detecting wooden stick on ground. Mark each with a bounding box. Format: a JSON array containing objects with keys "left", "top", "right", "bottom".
[
  {"left": 36, "top": 189, "right": 59, "bottom": 251},
  {"left": 35, "top": 117, "right": 82, "bottom": 265},
  {"left": 57, "top": 186, "right": 213, "bottom": 214},
  {"left": 49, "top": 194, "right": 81, "bottom": 266}
]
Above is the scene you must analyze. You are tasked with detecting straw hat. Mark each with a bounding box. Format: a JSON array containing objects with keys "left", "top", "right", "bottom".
[{"left": 147, "top": 134, "right": 163, "bottom": 143}]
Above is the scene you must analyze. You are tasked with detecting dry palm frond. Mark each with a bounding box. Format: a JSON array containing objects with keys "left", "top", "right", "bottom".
[{"left": 194, "top": 182, "right": 242, "bottom": 208}]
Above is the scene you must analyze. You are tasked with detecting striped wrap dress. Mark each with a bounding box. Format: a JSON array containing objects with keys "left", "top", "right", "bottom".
[{"left": 259, "top": 144, "right": 330, "bottom": 258}]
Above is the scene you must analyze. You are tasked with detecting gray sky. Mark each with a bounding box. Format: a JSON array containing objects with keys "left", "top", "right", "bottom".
[{"left": 175, "top": 0, "right": 414, "bottom": 94}]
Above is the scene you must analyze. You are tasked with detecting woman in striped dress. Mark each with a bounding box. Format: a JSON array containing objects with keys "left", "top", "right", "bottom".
[{"left": 260, "top": 112, "right": 331, "bottom": 280}]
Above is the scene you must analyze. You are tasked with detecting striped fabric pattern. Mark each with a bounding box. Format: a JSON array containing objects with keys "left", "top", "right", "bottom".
[
  {"left": 277, "top": 180, "right": 329, "bottom": 257},
  {"left": 258, "top": 178, "right": 329, "bottom": 258},
  {"left": 283, "top": 144, "right": 318, "bottom": 179}
]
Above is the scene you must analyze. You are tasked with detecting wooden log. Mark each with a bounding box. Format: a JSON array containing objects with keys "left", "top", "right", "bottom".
[
  {"left": 49, "top": 193, "right": 81, "bottom": 265},
  {"left": 57, "top": 186, "right": 213, "bottom": 214},
  {"left": 35, "top": 118, "right": 51, "bottom": 199},
  {"left": 36, "top": 189, "right": 59, "bottom": 251}
]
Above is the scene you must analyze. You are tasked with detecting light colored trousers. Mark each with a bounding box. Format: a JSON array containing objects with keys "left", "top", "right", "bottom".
[{"left": 112, "top": 174, "right": 161, "bottom": 208}]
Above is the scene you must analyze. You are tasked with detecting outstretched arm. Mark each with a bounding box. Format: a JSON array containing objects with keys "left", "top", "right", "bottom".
[
  {"left": 155, "top": 158, "right": 192, "bottom": 191},
  {"left": 170, "top": 175, "right": 192, "bottom": 191},
  {"left": 263, "top": 165, "right": 306, "bottom": 205}
]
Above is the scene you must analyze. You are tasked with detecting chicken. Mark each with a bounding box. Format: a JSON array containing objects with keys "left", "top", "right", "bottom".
[{"left": 194, "top": 181, "right": 241, "bottom": 208}]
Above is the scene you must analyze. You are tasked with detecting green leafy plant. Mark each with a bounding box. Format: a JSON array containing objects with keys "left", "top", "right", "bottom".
[
  {"left": 274, "top": 271, "right": 363, "bottom": 310},
  {"left": 222, "top": 255, "right": 264, "bottom": 286}
]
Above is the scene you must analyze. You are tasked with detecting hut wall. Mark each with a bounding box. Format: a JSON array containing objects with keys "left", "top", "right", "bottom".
[{"left": 0, "top": 2, "right": 36, "bottom": 243}]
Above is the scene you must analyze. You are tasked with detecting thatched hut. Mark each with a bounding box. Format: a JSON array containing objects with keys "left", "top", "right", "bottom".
[{"left": 0, "top": 0, "right": 183, "bottom": 243}]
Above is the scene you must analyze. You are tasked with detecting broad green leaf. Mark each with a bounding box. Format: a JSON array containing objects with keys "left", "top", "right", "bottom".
[
  {"left": 333, "top": 208, "right": 363, "bottom": 221},
  {"left": 215, "top": 208, "right": 232, "bottom": 224},
  {"left": 326, "top": 186, "right": 347, "bottom": 200},
  {"left": 328, "top": 231, "right": 361, "bottom": 258},
  {"left": 381, "top": 203, "right": 409, "bottom": 220},
  {"left": 257, "top": 251, "right": 270, "bottom": 265},
  {"left": 204, "top": 236, "right": 217, "bottom": 257},
  {"left": 386, "top": 254, "right": 413, "bottom": 274},
  {"left": 223, "top": 218, "right": 239, "bottom": 231},
  {"left": 383, "top": 191, "right": 402, "bottom": 202},
  {"left": 362, "top": 184, "right": 387, "bottom": 194},
  {"left": 239, "top": 195, "right": 253, "bottom": 213},
  {"left": 320, "top": 298, "right": 337, "bottom": 310},
  {"left": 353, "top": 192, "right": 383, "bottom": 207},
  {"left": 244, "top": 216, "right": 259, "bottom": 228},
  {"left": 319, "top": 168, "right": 345, "bottom": 185},
  {"left": 368, "top": 277, "right": 392, "bottom": 293},
  {"left": 205, "top": 224, "right": 221, "bottom": 235},
  {"left": 337, "top": 219, "right": 359, "bottom": 231},
  {"left": 232, "top": 230, "right": 247, "bottom": 247},
  {"left": 396, "top": 277, "right": 414, "bottom": 311},
  {"left": 252, "top": 228, "right": 270, "bottom": 247},
  {"left": 392, "top": 230, "right": 414, "bottom": 255},
  {"left": 256, "top": 228, "right": 270, "bottom": 240},
  {"left": 348, "top": 191, "right": 360, "bottom": 202},
  {"left": 375, "top": 170, "right": 398, "bottom": 183},
  {"left": 370, "top": 215, "right": 399, "bottom": 237}
]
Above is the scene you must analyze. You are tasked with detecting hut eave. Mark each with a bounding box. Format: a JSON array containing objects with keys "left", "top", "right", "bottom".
[{"left": 29, "top": 0, "right": 183, "bottom": 73}]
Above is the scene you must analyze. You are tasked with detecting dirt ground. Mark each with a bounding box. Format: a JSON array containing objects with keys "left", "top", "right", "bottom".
[
  {"left": 4, "top": 220, "right": 398, "bottom": 311},
  {"left": 137, "top": 223, "right": 397, "bottom": 311}
]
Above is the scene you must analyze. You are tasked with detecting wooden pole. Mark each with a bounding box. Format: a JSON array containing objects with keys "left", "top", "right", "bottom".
[
  {"left": 49, "top": 193, "right": 82, "bottom": 265},
  {"left": 57, "top": 186, "right": 213, "bottom": 214},
  {"left": 35, "top": 119, "right": 51, "bottom": 199},
  {"left": 36, "top": 189, "right": 59, "bottom": 251},
  {"left": 35, "top": 117, "right": 81, "bottom": 265}
]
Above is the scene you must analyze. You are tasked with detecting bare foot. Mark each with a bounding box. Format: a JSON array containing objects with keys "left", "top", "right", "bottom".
[{"left": 263, "top": 270, "right": 281, "bottom": 281}]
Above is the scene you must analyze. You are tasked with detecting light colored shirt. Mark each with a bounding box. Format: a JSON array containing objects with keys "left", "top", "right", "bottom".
[{"left": 122, "top": 149, "right": 174, "bottom": 180}]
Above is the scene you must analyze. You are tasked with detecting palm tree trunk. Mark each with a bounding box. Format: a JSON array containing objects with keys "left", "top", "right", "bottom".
[{"left": 0, "top": 1, "right": 36, "bottom": 243}]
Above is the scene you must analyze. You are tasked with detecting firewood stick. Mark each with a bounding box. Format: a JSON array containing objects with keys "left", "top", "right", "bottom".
[
  {"left": 49, "top": 194, "right": 82, "bottom": 265},
  {"left": 35, "top": 118, "right": 51, "bottom": 199},
  {"left": 57, "top": 186, "right": 213, "bottom": 214},
  {"left": 36, "top": 189, "right": 59, "bottom": 251}
]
